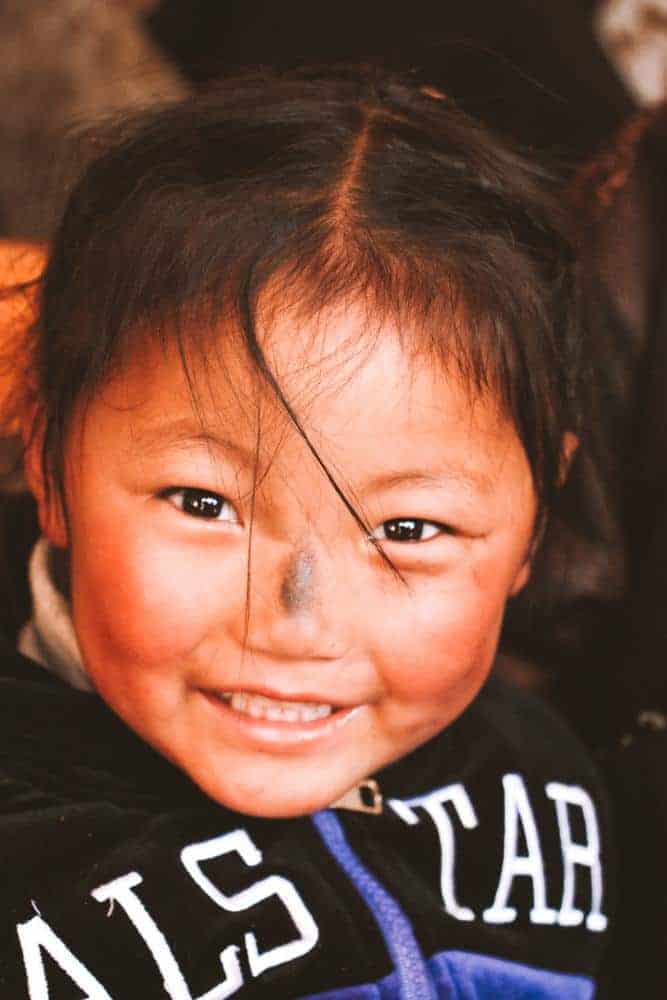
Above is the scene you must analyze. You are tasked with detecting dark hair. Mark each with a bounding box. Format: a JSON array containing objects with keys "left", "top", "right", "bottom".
[{"left": 31, "top": 66, "right": 580, "bottom": 537}]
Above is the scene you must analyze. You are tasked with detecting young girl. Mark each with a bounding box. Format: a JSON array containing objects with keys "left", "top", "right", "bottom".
[{"left": 0, "top": 69, "right": 612, "bottom": 998}]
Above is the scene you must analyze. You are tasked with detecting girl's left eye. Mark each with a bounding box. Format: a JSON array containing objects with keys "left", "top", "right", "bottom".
[
  {"left": 161, "top": 488, "right": 239, "bottom": 523},
  {"left": 372, "top": 518, "right": 449, "bottom": 543}
]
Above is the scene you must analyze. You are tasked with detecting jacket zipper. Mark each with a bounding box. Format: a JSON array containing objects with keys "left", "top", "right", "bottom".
[{"left": 312, "top": 810, "right": 437, "bottom": 999}]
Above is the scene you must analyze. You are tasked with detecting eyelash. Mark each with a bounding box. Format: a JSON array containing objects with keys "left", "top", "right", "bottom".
[
  {"left": 161, "top": 487, "right": 239, "bottom": 523},
  {"left": 161, "top": 489, "right": 452, "bottom": 543},
  {"left": 371, "top": 518, "right": 452, "bottom": 544}
]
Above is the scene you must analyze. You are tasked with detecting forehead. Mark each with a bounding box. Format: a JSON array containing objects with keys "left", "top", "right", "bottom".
[{"left": 87, "top": 302, "right": 525, "bottom": 487}]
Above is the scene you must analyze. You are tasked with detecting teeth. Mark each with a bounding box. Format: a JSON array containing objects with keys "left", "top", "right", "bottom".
[{"left": 221, "top": 690, "right": 333, "bottom": 722}]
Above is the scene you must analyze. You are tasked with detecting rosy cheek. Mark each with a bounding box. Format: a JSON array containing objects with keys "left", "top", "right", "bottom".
[
  {"left": 74, "top": 526, "right": 242, "bottom": 666},
  {"left": 377, "top": 567, "right": 506, "bottom": 701}
]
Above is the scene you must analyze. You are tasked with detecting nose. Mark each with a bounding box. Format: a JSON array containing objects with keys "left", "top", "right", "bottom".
[
  {"left": 243, "top": 543, "right": 352, "bottom": 661},
  {"left": 280, "top": 548, "right": 316, "bottom": 615}
]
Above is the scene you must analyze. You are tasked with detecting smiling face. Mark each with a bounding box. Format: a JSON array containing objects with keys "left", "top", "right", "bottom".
[{"left": 30, "top": 302, "right": 537, "bottom": 817}]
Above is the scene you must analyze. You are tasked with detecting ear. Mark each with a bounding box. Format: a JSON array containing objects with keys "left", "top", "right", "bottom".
[
  {"left": 509, "top": 430, "right": 580, "bottom": 597},
  {"left": 22, "top": 405, "right": 68, "bottom": 548}
]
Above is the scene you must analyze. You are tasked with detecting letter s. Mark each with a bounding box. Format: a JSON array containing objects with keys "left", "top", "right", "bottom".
[{"left": 181, "top": 830, "right": 319, "bottom": 978}]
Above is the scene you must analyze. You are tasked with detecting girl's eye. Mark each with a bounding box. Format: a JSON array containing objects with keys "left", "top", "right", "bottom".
[
  {"left": 162, "top": 488, "right": 239, "bottom": 523},
  {"left": 372, "top": 518, "right": 448, "bottom": 543}
]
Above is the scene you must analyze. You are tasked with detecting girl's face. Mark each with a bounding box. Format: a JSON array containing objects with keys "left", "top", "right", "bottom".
[{"left": 34, "top": 303, "right": 537, "bottom": 817}]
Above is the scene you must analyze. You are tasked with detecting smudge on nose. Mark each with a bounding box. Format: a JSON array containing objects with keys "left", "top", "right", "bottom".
[{"left": 280, "top": 548, "right": 316, "bottom": 614}]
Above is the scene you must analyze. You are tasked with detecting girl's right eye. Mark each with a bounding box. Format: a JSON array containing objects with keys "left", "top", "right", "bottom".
[{"left": 161, "top": 488, "right": 239, "bottom": 523}]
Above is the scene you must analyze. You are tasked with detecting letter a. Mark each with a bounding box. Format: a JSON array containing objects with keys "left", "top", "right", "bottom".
[
  {"left": 17, "top": 914, "right": 113, "bottom": 1000},
  {"left": 483, "top": 773, "right": 557, "bottom": 925}
]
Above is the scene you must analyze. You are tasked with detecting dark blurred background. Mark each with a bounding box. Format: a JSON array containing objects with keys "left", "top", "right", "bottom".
[
  {"left": 2, "top": 0, "right": 663, "bottom": 241},
  {"left": 148, "top": 0, "right": 631, "bottom": 163}
]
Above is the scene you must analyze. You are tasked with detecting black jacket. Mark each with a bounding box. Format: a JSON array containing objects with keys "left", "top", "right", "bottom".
[{"left": 0, "top": 648, "right": 612, "bottom": 998}]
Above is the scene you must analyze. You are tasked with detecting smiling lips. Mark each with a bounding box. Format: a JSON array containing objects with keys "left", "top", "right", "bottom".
[
  {"left": 201, "top": 687, "right": 366, "bottom": 753},
  {"left": 213, "top": 690, "right": 334, "bottom": 723}
]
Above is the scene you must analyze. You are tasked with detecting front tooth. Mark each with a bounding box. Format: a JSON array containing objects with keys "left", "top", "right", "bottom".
[{"left": 265, "top": 703, "right": 285, "bottom": 722}]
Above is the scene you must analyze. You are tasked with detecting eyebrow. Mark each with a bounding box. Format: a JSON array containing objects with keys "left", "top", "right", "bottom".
[
  {"left": 363, "top": 467, "right": 494, "bottom": 496},
  {"left": 130, "top": 418, "right": 257, "bottom": 465}
]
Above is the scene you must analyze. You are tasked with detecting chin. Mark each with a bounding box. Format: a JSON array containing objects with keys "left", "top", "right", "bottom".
[
  {"left": 192, "top": 771, "right": 335, "bottom": 819},
  {"left": 223, "top": 790, "right": 334, "bottom": 820}
]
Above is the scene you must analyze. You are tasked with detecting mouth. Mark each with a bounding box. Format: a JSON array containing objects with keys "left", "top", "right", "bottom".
[
  {"left": 199, "top": 687, "right": 364, "bottom": 751},
  {"left": 213, "top": 690, "right": 334, "bottom": 723}
]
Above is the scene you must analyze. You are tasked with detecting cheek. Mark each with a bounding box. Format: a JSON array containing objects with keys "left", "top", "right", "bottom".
[
  {"left": 70, "top": 519, "right": 244, "bottom": 666},
  {"left": 374, "top": 555, "right": 512, "bottom": 703}
]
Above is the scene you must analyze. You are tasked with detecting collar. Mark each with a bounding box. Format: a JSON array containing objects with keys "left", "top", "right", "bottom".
[{"left": 18, "top": 537, "right": 94, "bottom": 693}]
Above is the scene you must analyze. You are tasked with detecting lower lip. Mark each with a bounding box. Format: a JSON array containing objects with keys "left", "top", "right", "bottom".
[{"left": 199, "top": 691, "right": 364, "bottom": 754}]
